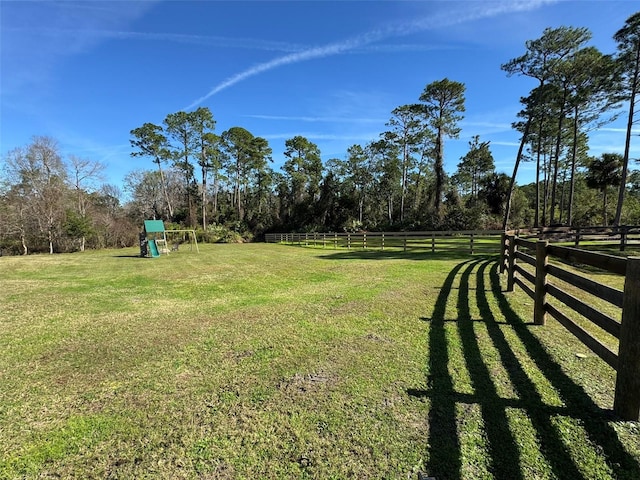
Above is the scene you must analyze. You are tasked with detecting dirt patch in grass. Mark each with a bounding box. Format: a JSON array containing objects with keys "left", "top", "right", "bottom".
[{"left": 278, "top": 371, "right": 340, "bottom": 394}]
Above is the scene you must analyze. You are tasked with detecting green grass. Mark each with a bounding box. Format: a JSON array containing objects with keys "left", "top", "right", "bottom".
[{"left": 0, "top": 244, "right": 638, "bottom": 479}]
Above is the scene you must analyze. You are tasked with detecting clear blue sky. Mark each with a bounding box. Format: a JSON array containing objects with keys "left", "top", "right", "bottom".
[{"left": 1, "top": 0, "right": 638, "bottom": 193}]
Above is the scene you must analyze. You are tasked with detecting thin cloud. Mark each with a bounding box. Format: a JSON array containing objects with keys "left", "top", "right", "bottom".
[
  {"left": 597, "top": 127, "right": 640, "bottom": 134},
  {"left": 355, "top": 43, "right": 461, "bottom": 54},
  {"left": 1, "top": 2, "right": 156, "bottom": 96},
  {"left": 490, "top": 141, "right": 524, "bottom": 147},
  {"left": 5, "top": 26, "right": 306, "bottom": 53},
  {"left": 185, "top": 0, "right": 557, "bottom": 109}
]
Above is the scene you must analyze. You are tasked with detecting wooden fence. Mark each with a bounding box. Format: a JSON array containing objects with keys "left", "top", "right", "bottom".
[
  {"left": 264, "top": 230, "right": 503, "bottom": 254},
  {"left": 501, "top": 233, "right": 640, "bottom": 421},
  {"left": 513, "top": 225, "right": 640, "bottom": 251}
]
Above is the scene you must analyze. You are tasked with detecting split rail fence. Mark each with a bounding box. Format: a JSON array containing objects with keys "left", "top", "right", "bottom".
[
  {"left": 501, "top": 232, "right": 640, "bottom": 421},
  {"left": 513, "top": 225, "right": 640, "bottom": 251},
  {"left": 266, "top": 228, "right": 640, "bottom": 420},
  {"left": 264, "top": 230, "right": 503, "bottom": 254}
]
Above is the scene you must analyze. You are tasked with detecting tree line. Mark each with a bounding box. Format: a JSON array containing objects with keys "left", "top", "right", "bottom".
[{"left": 1, "top": 13, "right": 639, "bottom": 254}]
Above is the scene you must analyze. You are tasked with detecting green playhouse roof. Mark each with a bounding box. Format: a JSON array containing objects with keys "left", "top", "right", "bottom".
[{"left": 143, "top": 220, "right": 165, "bottom": 233}]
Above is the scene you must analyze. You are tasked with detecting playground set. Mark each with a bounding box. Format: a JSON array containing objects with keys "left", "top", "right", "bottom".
[{"left": 139, "top": 220, "right": 199, "bottom": 257}]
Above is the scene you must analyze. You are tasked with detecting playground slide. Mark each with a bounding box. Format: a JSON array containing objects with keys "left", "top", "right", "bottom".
[{"left": 148, "top": 239, "right": 160, "bottom": 258}]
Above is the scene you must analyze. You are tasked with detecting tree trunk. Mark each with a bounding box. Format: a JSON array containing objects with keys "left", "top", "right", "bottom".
[
  {"left": 542, "top": 152, "right": 549, "bottom": 226},
  {"left": 550, "top": 87, "right": 568, "bottom": 224},
  {"left": 21, "top": 230, "right": 28, "bottom": 255},
  {"left": 201, "top": 164, "right": 208, "bottom": 230},
  {"left": 434, "top": 128, "right": 445, "bottom": 217},
  {"left": 533, "top": 108, "right": 547, "bottom": 228},
  {"left": 156, "top": 160, "right": 174, "bottom": 219},
  {"left": 535, "top": 156, "right": 540, "bottom": 228},
  {"left": 503, "top": 116, "right": 532, "bottom": 230},
  {"left": 235, "top": 169, "right": 241, "bottom": 220},
  {"left": 567, "top": 108, "right": 579, "bottom": 226},
  {"left": 400, "top": 143, "right": 409, "bottom": 222},
  {"left": 614, "top": 45, "right": 639, "bottom": 226},
  {"left": 559, "top": 170, "right": 567, "bottom": 224},
  {"left": 213, "top": 172, "right": 219, "bottom": 218}
]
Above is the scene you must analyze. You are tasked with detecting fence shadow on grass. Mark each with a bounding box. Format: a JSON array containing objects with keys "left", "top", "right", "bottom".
[
  {"left": 408, "top": 259, "right": 640, "bottom": 480},
  {"left": 487, "top": 261, "right": 640, "bottom": 480},
  {"left": 317, "top": 249, "right": 481, "bottom": 262}
]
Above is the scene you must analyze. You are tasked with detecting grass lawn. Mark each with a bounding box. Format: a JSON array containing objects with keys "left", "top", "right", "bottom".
[{"left": 1, "top": 243, "right": 638, "bottom": 479}]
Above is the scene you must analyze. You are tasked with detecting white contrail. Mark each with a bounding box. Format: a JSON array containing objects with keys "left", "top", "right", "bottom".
[
  {"left": 185, "top": 0, "right": 557, "bottom": 110},
  {"left": 184, "top": 31, "right": 384, "bottom": 110}
]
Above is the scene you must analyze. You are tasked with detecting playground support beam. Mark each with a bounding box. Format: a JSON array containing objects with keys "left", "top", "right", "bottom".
[{"left": 165, "top": 229, "right": 199, "bottom": 253}]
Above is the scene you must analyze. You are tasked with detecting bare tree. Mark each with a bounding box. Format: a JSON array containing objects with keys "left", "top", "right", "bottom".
[
  {"left": 5, "top": 136, "right": 67, "bottom": 253},
  {"left": 68, "top": 155, "right": 105, "bottom": 251}
]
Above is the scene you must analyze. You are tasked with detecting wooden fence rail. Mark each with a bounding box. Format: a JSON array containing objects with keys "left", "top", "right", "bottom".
[
  {"left": 512, "top": 225, "right": 640, "bottom": 251},
  {"left": 501, "top": 233, "right": 640, "bottom": 421},
  {"left": 265, "top": 230, "right": 503, "bottom": 254}
]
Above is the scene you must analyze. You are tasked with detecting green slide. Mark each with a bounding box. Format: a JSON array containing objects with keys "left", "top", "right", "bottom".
[{"left": 148, "top": 239, "right": 160, "bottom": 258}]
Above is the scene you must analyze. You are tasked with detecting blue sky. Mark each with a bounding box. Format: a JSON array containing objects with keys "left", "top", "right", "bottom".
[{"left": 2, "top": 0, "right": 639, "bottom": 193}]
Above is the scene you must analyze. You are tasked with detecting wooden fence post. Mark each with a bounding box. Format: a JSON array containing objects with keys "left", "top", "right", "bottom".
[
  {"left": 348, "top": 233, "right": 351, "bottom": 250},
  {"left": 534, "top": 240, "right": 548, "bottom": 326},
  {"left": 431, "top": 234, "right": 435, "bottom": 253},
  {"left": 613, "top": 257, "right": 640, "bottom": 421},
  {"left": 363, "top": 233, "right": 367, "bottom": 249},
  {"left": 381, "top": 233, "right": 385, "bottom": 251},
  {"left": 620, "top": 226, "right": 627, "bottom": 252},
  {"left": 575, "top": 227, "right": 580, "bottom": 247},
  {"left": 506, "top": 234, "right": 516, "bottom": 292},
  {"left": 500, "top": 232, "right": 506, "bottom": 273},
  {"left": 470, "top": 233, "right": 474, "bottom": 254},
  {"left": 403, "top": 235, "right": 407, "bottom": 253}
]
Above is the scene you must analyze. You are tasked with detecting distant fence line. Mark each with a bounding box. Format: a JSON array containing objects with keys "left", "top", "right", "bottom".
[
  {"left": 501, "top": 233, "right": 640, "bottom": 421},
  {"left": 264, "top": 230, "right": 504, "bottom": 254}
]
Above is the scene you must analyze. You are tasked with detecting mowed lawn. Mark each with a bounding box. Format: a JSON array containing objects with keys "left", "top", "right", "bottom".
[{"left": 1, "top": 244, "right": 638, "bottom": 479}]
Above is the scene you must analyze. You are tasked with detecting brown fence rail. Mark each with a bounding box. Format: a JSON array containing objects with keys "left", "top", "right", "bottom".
[
  {"left": 265, "top": 230, "right": 503, "bottom": 254},
  {"left": 512, "top": 225, "right": 640, "bottom": 251},
  {"left": 501, "top": 233, "right": 640, "bottom": 421}
]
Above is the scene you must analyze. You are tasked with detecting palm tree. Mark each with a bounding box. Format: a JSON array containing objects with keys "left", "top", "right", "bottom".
[{"left": 585, "top": 153, "right": 622, "bottom": 225}]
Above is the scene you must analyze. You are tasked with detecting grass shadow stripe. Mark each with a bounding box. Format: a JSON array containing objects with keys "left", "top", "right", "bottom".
[
  {"left": 456, "top": 260, "right": 525, "bottom": 480},
  {"left": 489, "top": 262, "right": 640, "bottom": 479},
  {"left": 476, "top": 260, "right": 586, "bottom": 480},
  {"left": 422, "top": 259, "right": 473, "bottom": 480}
]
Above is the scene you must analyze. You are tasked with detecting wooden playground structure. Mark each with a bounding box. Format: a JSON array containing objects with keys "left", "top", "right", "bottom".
[{"left": 139, "top": 220, "right": 199, "bottom": 257}]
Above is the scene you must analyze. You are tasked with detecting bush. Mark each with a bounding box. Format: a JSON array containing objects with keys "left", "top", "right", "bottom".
[{"left": 198, "top": 224, "right": 253, "bottom": 243}]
